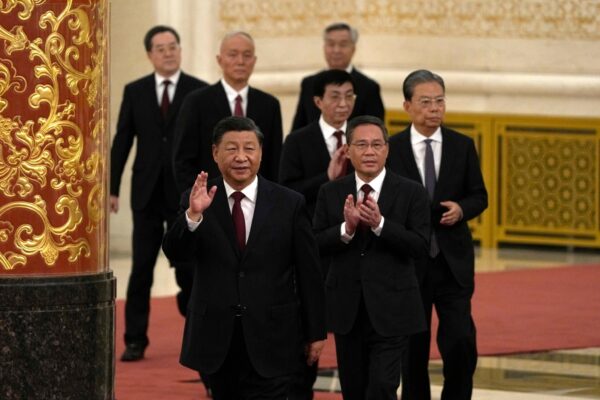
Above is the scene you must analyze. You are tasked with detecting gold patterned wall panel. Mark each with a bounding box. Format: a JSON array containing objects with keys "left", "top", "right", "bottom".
[
  {"left": 496, "top": 118, "right": 600, "bottom": 247},
  {"left": 0, "top": 0, "right": 109, "bottom": 275},
  {"left": 219, "top": 0, "right": 600, "bottom": 40}
]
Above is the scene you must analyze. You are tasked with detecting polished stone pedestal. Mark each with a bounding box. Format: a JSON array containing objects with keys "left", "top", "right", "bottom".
[{"left": 0, "top": 272, "right": 116, "bottom": 400}]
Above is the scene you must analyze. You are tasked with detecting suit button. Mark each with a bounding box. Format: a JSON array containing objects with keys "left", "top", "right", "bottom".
[
  {"left": 162, "top": 137, "right": 167, "bottom": 142},
  {"left": 360, "top": 253, "right": 365, "bottom": 257},
  {"left": 238, "top": 271, "right": 245, "bottom": 278}
]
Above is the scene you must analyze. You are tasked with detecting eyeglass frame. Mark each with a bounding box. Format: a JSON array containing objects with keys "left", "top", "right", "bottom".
[
  {"left": 349, "top": 140, "right": 388, "bottom": 152},
  {"left": 413, "top": 96, "right": 446, "bottom": 109}
]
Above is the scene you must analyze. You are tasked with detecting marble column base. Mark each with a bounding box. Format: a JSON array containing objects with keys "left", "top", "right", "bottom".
[{"left": 0, "top": 272, "right": 116, "bottom": 400}]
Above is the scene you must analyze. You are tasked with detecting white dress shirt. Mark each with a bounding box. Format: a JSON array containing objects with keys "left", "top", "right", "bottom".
[
  {"left": 410, "top": 125, "right": 443, "bottom": 185},
  {"left": 340, "top": 169, "right": 387, "bottom": 242},
  {"left": 186, "top": 177, "right": 258, "bottom": 244},
  {"left": 155, "top": 70, "right": 181, "bottom": 105},
  {"left": 221, "top": 79, "right": 249, "bottom": 116},
  {"left": 319, "top": 116, "right": 347, "bottom": 158}
]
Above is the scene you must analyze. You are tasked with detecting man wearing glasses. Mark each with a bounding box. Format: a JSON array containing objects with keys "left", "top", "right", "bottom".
[
  {"left": 279, "top": 69, "right": 356, "bottom": 400},
  {"left": 387, "top": 69, "right": 488, "bottom": 400},
  {"left": 313, "top": 115, "right": 430, "bottom": 400}
]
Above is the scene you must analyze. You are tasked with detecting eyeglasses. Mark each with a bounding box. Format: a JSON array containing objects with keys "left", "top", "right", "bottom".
[
  {"left": 350, "top": 141, "right": 387, "bottom": 152},
  {"left": 325, "top": 93, "right": 357, "bottom": 104},
  {"left": 415, "top": 96, "right": 446, "bottom": 109}
]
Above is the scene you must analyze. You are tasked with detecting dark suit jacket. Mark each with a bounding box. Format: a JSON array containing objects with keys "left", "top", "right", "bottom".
[
  {"left": 291, "top": 68, "right": 385, "bottom": 132},
  {"left": 162, "top": 176, "right": 326, "bottom": 377},
  {"left": 173, "top": 82, "right": 283, "bottom": 193},
  {"left": 387, "top": 126, "right": 488, "bottom": 288},
  {"left": 313, "top": 172, "right": 429, "bottom": 337},
  {"left": 279, "top": 121, "right": 353, "bottom": 217},
  {"left": 110, "top": 72, "right": 208, "bottom": 211}
]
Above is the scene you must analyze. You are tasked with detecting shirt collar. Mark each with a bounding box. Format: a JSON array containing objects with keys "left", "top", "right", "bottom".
[
  {"left": 355, "top": 168, "right": 386, "bottom": 195},
  {"left": 319, "top": 115, "right": 347, "bottom": 141},
  {"left": 221, "top": 78, "right": 249, "bottom": 103},
  {"left": 155, "top": 70, "right": 181, "bottom": 87},
  {"left": 223, "top": 176, "right": 258, "bottom": 204},
  {"left": 410, "top": 125, "right": 443, "bottom": 145}
]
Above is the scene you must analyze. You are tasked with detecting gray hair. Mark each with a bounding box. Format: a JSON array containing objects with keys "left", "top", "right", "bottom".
[
  {"left": 323, "top": 22, "right": 359, "bottom": 43},
  {"left": 403, "top": 69, "right": 445, "bottom": 101}
]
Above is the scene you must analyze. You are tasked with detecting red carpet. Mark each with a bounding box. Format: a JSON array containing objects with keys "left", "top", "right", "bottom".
[{"left": 115, "top": 264, "right": 600, "bottom": 399}]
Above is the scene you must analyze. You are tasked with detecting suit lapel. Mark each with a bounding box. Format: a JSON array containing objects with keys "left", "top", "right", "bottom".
[
  {"left": 244, "top": 177, "right": 273, "bottom": 253},
  {"left": 165, "top": 73, "right": 188, "bottom": 125},
  {"left": 143, "top": 75, "right": 162, "bottom": 127},
  {"left": 398, "top": 127, "right": 422, "bottom": 183},
  {"left": 436, "top": 126, "right": 456, "bottom": 198},
  {"left": 377, "top": 173, "right": 399, "bottom": 218},
  {"left": 211, "top": 179, "right": 242, "bottom": 257},
  {"left": 213, "top": 82, "right": 233, "bottom": 117},
  {"left": 246, "top": 87, "right": 258, "bottom": 119}
]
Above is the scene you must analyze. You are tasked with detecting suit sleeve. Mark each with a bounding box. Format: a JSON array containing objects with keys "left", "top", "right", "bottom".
[
  {"left": 312, "top": 185, "right": 347, "bottom": 257},
  {"left": 110, "top": 85, "right": 135, "bottom": 197},
  {"left": 379, "top": 184, "right": 430, "bottom": 258},
  {"left": 291, "top": 195, "right": 327, "bottom": 342},
  {"left": 162, "top": 212, "right": 198, "bottom": 264},
  {"left": 172, "top": 92, "right": 202, "bottom": 194},
  {"left": 290, "top": 80, "right": 308, "bottom": 132},
  {"left": 279, "top": 132, "right": 329, "bottom": 201},
  {"left": 260, "top": 98, "right": 283, "bottom": 181},
  {"left": 457, "top": 139, "right": 488, "bottom": 221}
]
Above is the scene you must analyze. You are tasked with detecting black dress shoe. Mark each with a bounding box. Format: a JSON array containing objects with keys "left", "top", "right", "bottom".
[{"left": 121, "top": 343, "right": 145, "bottom": 362}]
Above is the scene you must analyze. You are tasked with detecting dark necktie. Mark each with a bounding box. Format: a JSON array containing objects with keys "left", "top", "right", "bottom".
[
  {"left": 333, "top": 130, "right": 348, "bottom": 178},
  {"left": 359, "top": 184, "right": 373, "bottom": 232},
  {"left": 161, "top": 80, "right": 171, "bottom": 118},
  {"left": 231, "top": 191, "right": 246, "bottom": 251},
  {"left": 424, "top": 139, "right": 440, "bottom": 257},
  {"left": 234, "top": 94, "right": 244, "bottom": 117}
]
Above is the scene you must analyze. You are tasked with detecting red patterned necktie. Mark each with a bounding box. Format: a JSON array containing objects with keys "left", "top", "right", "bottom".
[
  {"left": 160, "top": 80, "right": 171, "bottom": 117},
  {"left": 231, "top": 191, "right": 246, "bottom": 251},
  {"left": 234, "top": 94, "right": 244, "bottom": 117},
  {"left": 333, "top": 130, "right": 348, "bottom": 178}
]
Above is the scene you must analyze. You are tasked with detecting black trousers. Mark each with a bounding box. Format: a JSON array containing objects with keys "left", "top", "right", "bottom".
[
  {"left": 124, "top": 179, "right": 193, "bottom": 346},
  {"left": 401, "top": 253, "right": 477, "bottom": 400},
  {"left": 335, "top": 297, "right": 407, "bottom": 400},
  {"left": 209, "top": 319, "right": 291, "bottom": 400}
]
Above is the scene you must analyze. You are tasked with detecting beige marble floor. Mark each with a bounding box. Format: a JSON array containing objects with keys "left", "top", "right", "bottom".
[{"left": 110, "top": 246, "right": 600, "bottom": 399}]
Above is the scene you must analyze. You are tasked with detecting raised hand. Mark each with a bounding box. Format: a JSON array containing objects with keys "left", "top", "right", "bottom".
[
  {"left": 358, "top": 195, "right": 382, "bottom": 229},
  {"left": 327, "top": 145, "right": 348, "bottom": 180},
  {"left": 187, "top": 172, "right": 217, "bottom": 221},
  {"left": 343, "top": 194, "right": 361, "bottom": 234}
]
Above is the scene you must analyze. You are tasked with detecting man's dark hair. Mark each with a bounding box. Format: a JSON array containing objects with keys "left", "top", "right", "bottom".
[
  {"left": 213, "top": 116, "right": 264, "bottom": 145},
  {"left": 313, "top": 69, "right": 355, "bottom": 98},
  {"left": 323, "top": 22, "right": 359, "bottom": 43},
  {"left": 402, "top": 69, "right": 445, "bottom": 101},
  {"left": 346, "top": 115, "right": 389, "bottom": 144},
  {"left": 144, "top": 25, "right": 180, "bottom": 52}
]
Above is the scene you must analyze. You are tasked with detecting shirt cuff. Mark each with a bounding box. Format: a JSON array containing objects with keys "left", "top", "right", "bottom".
[
  {"left": 371, "top": 216, "right": 384, "bottom": 236},
  {"left": 340, "top": 222, "right": 354, "bottom": 243},
  {"left": 185, "top": 211, "right": 202, "bottom": 231}
]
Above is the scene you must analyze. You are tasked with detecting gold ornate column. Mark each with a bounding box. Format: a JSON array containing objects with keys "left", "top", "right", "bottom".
[{"left": 0, "top": 1, "right": 114, "bottom": 398}]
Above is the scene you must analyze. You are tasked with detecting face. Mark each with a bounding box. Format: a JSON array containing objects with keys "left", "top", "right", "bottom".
[
  {"left": 314, "top": 81, "right": 355, "bottom": 128},
  {"left": 348, "top": 124, "right": 389, "bottom": 181},
  {"left": 403, "top": 81, "right": 446, "bottom": 136},
  {"left": 324, "top": 29, "right": 355, "bottom": 70},
  {"left": 217, "top": 34, "right": 257, "bottom": 88},
  {"left": 212, "top": 130, "right": 262, "bottom": 190},
  {"left": 147, "top": 31, "right": 181, "bottom": 77}
]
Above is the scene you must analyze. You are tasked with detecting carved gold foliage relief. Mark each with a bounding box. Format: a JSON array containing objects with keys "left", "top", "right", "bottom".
[
  {"left": 219, "top": 0, "right": 600, "bottom": 40},
  {"left": 0, "top": 0, "right": 107, "bottom": 272}
]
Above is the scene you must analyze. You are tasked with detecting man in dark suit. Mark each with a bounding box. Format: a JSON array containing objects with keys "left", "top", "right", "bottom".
[
  {"left": 387, "top": 70, "right": 488, "bottom": 400},
  {"left": 162, "top": 116, "right": 326, "bottom": 400},
  {"left": 290, "top": 22, "right": 384, "bottom": 132},
  {"left": 313, "top": 116, "right": 429, "bottom": 400},
  {"left": 110, "top": 25, "right": 208, "bottom": 362},
  {"left": 173, "top": 31, "right": 283, "bottom": 194},
  {"left": 279, "top": 69, "right": 355, "bottom": 399}
]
